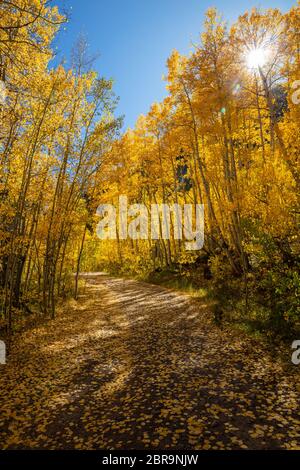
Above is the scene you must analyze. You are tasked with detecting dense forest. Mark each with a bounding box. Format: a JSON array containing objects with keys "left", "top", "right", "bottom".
[
  {"left": 95, "top": 6, "right": 300, "bottom": 340},
  {"left": 0, "top": 0, "right": 300, "bottom": 454},
  {"left": 0, "top": 0, "right": 122, "bottom": 338},
  {"left": 0, "top": 1, "right": 299, "bottom": 343}
]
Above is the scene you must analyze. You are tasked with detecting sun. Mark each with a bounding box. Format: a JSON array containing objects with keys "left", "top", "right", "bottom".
[{"left": 246, "top": 47, "right": 268, "bottom": 70}]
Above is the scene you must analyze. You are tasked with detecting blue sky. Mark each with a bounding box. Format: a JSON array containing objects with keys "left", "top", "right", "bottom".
[{"left": 54, "top": 0, "right": 295, "bottom": 129}]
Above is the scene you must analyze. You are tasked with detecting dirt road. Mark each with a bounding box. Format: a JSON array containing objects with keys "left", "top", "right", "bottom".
[{"left": 0, "top": 274, "right": 299, "bottom": 449}]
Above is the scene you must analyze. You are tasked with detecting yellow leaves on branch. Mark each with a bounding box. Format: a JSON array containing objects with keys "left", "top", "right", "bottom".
[{"left": 96, "top": 5, "right": 300, "bottom": 275}]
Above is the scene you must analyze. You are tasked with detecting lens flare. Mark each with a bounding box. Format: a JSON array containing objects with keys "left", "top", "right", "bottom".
[{"left": 246, "top": 47, "right": 268, "bottom": 69}]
